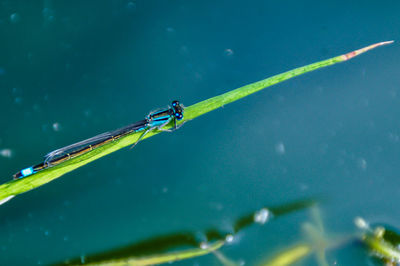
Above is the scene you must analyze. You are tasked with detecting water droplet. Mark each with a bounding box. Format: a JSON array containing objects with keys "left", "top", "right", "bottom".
[
  {"left": 224, "top": 48, "right": 234, "bottom": 57},
  {"left": 357, "top": 158, "right": 367, "bottom": 171},
  {"left": 14, "top": 97, "right": 22, "bottom": 104},
  {"left": 254, "top": 208, "right": 271, "bottom": 224},
  {"left": 84, "top": 109, "right": 92, "bottom": 117},
  {"left": 299, "top": 183, "right": 308, "bottom": 191},
  {"left": 52, "top": 122, "right": 60, "bottom": 131},
  {"left": 200, "top": 242, "right": 209, "bottom": 249},
  {"left": 225, "top": 234, "right": 234, "bottom": 243},
  {"left": 127, "top": 1, "right": 136, "bottom": 10},
  {"left": 275, "top": 142, "right": 285, "bottom": 155},
  {"left": 388, "top": 132, "right": 399, "bottom": 143},
  {"left": 389, "top": 89, "right": 397, "bottom": 98},
  {"left": 180, "top": 46, "right": 189, "bottom": 55},
  {"left": 42, "top": 8, "right": 54, "bottom": 22},
  {"left": 33, "top": 104, "right": 40, "bottom": 111},
  {"left": 354, "top": 217, "right": 369, "bottom": 230},
  {"left": 238, "top": 260, "right": 246, "bottom": 266},
  {"left": 374, "top": 226, "right": 386, "bottom": 239},
  {"left": 166, "top": 27, "right": 175, "bottom": 33},
  {"left": 10, "top": 13, "right": 20, "bottom": 23},
  {"left": 0, "top": 149, "right": 12, "bottom": 158}
]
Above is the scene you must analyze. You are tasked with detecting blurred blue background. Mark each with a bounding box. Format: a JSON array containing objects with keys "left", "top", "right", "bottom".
[{"left": 0, "top": 0, "right": 399, "bottom": 265}]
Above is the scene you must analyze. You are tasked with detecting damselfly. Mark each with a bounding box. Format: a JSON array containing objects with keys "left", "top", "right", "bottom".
[{"left": 13, "top": 101, "right": 184, "bottom": 179}]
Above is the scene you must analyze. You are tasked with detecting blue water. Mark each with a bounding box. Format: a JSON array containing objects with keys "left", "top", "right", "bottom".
[{"left": 1, "top": 0, "right": 400, "bottom": 265}]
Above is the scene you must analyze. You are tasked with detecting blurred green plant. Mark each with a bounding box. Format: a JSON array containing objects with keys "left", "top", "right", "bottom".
[
  {"left": 259, "top": 206, "right": 355, "bottom": 266},
  {"left": 261, "top": 244, "right": 312, "bottom": 266},
  {"left": 355, "top": 217, "right": 400, "bottom": 264},
  {"left": 52, "top": 198, "right": 316, "bottom": 265},
  {"left": 259, "top": 212, "right": 400, "bottom": 265},
  {"left": 0, "top": 41, "right": 393, "bottom": 205}
]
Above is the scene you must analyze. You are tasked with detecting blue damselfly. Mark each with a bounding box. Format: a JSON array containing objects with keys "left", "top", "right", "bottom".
[{"left": 13, "top": 101, "right": 184, "bottom": 179}]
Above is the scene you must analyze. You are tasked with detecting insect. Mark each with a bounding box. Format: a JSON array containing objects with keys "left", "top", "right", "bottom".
[{"left": 13, "top": 101, "right": 184, "bottom": 179}]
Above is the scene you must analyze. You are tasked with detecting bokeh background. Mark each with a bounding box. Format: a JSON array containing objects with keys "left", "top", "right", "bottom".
[{"left": 0, "top": 0, "right": 399, "bottom": 265}]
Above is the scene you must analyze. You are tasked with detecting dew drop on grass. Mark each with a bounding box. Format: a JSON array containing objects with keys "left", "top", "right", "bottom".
[
  {"left": 225, "top": 234, "right": 234, "bottom": 243},
  {"left": 200, "top": 242, "right": 209, "bottom": 249},
  {"left": 254, "top": 208, "right": 271, "bottom": 224}
]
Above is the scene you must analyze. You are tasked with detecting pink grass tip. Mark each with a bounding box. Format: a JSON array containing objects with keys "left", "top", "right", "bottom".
[{"left": 343, "top": 40, "right": 394, "bottom": 60}]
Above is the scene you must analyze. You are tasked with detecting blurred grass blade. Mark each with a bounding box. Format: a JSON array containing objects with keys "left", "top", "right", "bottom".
[
  {"left": 0, "top": 41, "right": 393, "bottom": 204},
  {"left": 55, "top": 198, "right": 316, "bottom": 265},
  {"left": 260, "top": 244, "right": 312, "bottom": 266},
  {"left": 362, "top": 233, "right": 400, "bottom": 263},
  {"left": 212, "top": 250, "right": 241, "bottom": 266},
  {"left": 233, "top": 198, "right": 317, "bottom": 233},
  {"left": 358, "top": 221, "right": 400, "bottom": 263},
  {"left": 68, "top": 241, "right": 224, "bottom": 266},
  {"left": 52, "top": 232, "right": 224, "bottom": 265}
]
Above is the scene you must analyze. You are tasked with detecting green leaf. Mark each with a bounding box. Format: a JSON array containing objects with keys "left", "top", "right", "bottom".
[{"left": 0, "top": 41, "right": 393, "bottom": 204}]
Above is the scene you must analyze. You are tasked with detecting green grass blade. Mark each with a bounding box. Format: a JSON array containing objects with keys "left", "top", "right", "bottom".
[
  {"left": 53, "top": 198, "right": 315, "bottom": 265},
  {"left": 54, "top": 241, "right": 224, "bottom": 266},
  {"left": 0, "top": 41, "right": 393, "bottom": 204},
  {"left": 260, "top": 244, "right": 312, "bottom": 266},
  {"left": 80, "top": 241, "right": 224, "bottom": 266}
]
